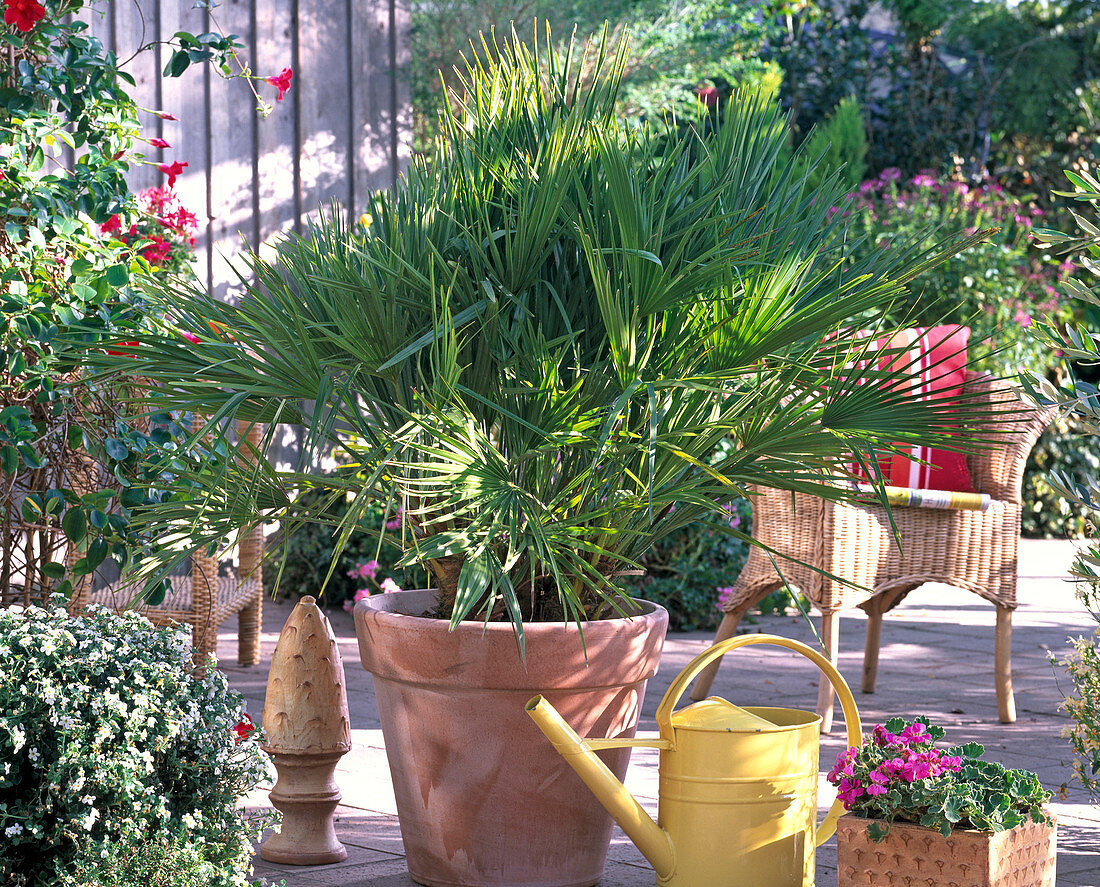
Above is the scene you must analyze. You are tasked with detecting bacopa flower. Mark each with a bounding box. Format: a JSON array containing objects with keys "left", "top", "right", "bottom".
[
  {"left": 264, "top": 67, "right": 294, "bottom": 102},
  {"left": 156, "top": 160, "right": 188, "bottom": 187},
  {"left": 232, "top": 713, "right": 254, "bottom": 744},
  {"left": 4, "top": 0, "right": 46, "bottom": 32}
]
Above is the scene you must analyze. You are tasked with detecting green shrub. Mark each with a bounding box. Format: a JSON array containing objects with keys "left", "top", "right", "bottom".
[
  {"left": 66, "top": 832, "right": 224, "bottom": 887},
  {"left": 625, "top": 499, "right": 751, "bottom": 632},
  {"left": 263, "top": 483, "right": 429, "bottom": 609},
  {"left": 784, "top": 97, "right": 868, "bottom": 196},
  {"left": 1028, "top": 168, "right": 1100, "bottom": 801},
  {"left": 1021, "top": 417, "right": 1098, "bottom": 538},
  {"left": 0, "top": 604, "right": 271, "bottom": 887}
]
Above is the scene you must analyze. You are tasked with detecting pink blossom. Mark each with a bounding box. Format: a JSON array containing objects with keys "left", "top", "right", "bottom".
[
  {"left": 836, "top": 777, "right": 865, "bottom": 805},
  {"left": 1014, "top": 310, "right": 1032, "bottom": 328},
  {"left": 354, "top": 587, "right": 371, "bottom": 602},
  {"left": 715, "top": 585, "right": 735, "bottom": 612},
  {"left": 828, "top": 747, "right": 857, "bottom": 782},
  {"left": 146, "top": 137, "right": 171, "bottom": 149},
  {"left": 264, "top": 67, "right": 294, "bottom": 102},
  {"left": 380, "top": 577, "right": 401, "bottom": 594},
  {"left": 385, "top": 508, "right": 403, "bottom": 532},
  {"left": 156, "top": 160, "right": 188, "bottom": 187},
  {"left": 348, "top": 559, "right": 380, "bottom": 581}
]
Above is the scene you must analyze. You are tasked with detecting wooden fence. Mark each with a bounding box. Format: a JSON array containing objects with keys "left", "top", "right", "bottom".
[{"left": 83, "top": 0, "right": 411, "bottom": 302}]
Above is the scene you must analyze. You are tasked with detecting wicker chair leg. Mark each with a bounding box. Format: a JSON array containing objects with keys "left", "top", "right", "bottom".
[
  {"left": 862, "top": 607, "right": 884, "bottom": 695},
  {"left": 816, "top": 611, "right": 840, "bottom": 734},
  {"left": 689, "top": 611, "right": 744, "bottom": 702},
  {"left": 995, "top": 605, "right": 1016, "bottom": 724},
  {"left": 689, "top": 580, "right": 786, "bottom": 701},
  {"left": 238, "top": 594, "right": 262, "bottom": 666}
]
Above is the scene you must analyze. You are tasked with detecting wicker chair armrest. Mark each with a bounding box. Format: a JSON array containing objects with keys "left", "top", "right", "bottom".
[{"left": 963, "top": 372, "right": 1055, "bottom": 504}]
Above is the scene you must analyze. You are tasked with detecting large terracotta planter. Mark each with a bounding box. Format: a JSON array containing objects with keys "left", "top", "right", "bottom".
[
  {"left": 354, "top": 589, "right": 668, "bottom": 887},
  {"left": 837, "top": 814, "right": 1057, "bottom": 887}
]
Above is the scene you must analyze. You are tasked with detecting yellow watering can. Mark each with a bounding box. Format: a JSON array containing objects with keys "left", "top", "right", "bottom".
[{"left": 526, "top": 635, "right": 862, "bottom": 887}]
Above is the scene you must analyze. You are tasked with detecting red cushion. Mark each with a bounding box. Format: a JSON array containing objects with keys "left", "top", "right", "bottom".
[{"left": 853, "top": 326, "right": 975, "bottom": 493}]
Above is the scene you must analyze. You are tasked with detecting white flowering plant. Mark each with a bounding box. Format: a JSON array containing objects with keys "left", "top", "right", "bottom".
[{"left": 0, "top": 602, "right": 273, "bottom": 887}]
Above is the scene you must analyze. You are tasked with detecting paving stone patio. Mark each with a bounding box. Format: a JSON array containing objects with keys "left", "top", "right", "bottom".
[{"left": 222, "top": 538, "right": 1100, "bottom": 886}]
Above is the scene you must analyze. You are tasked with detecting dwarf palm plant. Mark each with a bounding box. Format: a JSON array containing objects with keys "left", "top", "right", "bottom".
[{"left": 98, "top": 28, "right": 995, "bottom": 641}]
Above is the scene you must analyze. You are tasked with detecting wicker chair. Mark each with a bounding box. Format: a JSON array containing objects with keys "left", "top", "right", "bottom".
[
  {"left": 67, "top": 419, "right": 265, "bottom": 666},
  {"left": 689, "top": 373, "right": 1054, "bottom": 730}
]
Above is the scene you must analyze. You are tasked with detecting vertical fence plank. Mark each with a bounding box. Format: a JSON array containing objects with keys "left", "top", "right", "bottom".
[
  {"left": 296, "top": 0, "right": 352, "bottom": 223},
  {"left": 154, "top": 1, "right": 213, "bottom": 294},
  {"left": 254, "top": 0, "right": 298, "bottom": 250},
  {"left": 206, "top": 0, "right": 257, "bottom": 303},
  {"left": 113, "top": 0, "right": 160, "bottom": 193}
]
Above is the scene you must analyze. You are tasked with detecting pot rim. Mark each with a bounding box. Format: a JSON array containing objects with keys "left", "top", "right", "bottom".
[
  {"left": 353, "top": 589, "right": 669, "bottom": 688},
  {"left": 354, "top": 587, "right": 663, "bottom": 634},
  {"left": 838, "top": 811, "right": 1058, "bottom": 836}
]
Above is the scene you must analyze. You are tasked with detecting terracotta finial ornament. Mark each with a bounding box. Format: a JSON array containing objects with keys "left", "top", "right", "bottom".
[{"left": 260, "top": 596, "right": 352, "bottom": 865}]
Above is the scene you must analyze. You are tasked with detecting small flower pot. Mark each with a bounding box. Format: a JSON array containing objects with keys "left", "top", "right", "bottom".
[{"left": 837, "top": 814, "right": 1057, "bottom": 887}]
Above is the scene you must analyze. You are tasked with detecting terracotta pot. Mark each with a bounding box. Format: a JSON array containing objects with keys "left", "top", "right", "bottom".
[
  {"left": 354, "top": 589, "right": 668, "bottom": 887},
  {"left": 837, "top": 813, "right": 1057, "bottom": 887}
]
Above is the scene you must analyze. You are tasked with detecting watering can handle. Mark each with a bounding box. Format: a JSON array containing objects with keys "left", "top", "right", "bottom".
[{"left": 654, "top": 634, "right": 863, "bottom": 846}]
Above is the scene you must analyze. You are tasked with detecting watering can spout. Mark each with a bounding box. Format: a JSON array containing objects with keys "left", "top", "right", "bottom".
[{"left": 525, "top": 695, "right": 677, "bottom": 880}]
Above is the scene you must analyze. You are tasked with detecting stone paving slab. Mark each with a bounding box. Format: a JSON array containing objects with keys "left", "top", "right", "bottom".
[{"left": 225, "top": 539, "right": 1100, "bottom": 886}]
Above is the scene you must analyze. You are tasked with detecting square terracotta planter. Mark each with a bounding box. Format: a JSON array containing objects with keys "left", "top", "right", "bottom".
[{"left": 837, "top": 814, "right": 1057, "bottom": 887}]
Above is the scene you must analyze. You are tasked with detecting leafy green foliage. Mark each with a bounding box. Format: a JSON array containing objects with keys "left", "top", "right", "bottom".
[
  {"left": 263, "top": 480, "right": 430, "bottom": 607},
  {"left": 625, "top": 498, "right": 751, "bottom": 631},
  {"left": 828, "top": 716, "right": 1052, "bottom": 839},
  {"left": 0, "top": 1, "right": 272, "bottom": 606},
  {"left": 782, "top": 96, "right": 867, "bottom": 196},
  {"left": 1022, "top": 416, "right": 1099, "bottom": 538},
  {"left": 94, "top": 28, "right": 1000, "bottom": 644}
]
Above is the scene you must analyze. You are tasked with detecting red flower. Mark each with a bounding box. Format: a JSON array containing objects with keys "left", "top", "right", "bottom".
[
  {"left": 695, "top": 85, "right": 719, "bottom": 109},
  {"left": 264, "top": 67, "right": 293, "bottom": 102},
  {"left": 156, "top": 160, "right": 188, "bottom": 187},
  {"left": 4, "top": 0, "right": 45, "bottom": 32},
  {"left": 101, "top": 214, "right": 122, "bottom": 235},
  {"left": 141, "top": 235, "right": 172, "bottom": 265},
  {"left": 105, "top": 342, "right": 140, "bottom": 357},
  {"left": 180, "top": 331, "right": 201, "bottom": 344},
  {"left": 155, "top": 111, "right": 179, "bottom": 121},
  {"left": 232, "top": 713, "right": 255, "bottom": 744},
  {"left": 146, "top": 137, "right": 171, "bottom": 149}
]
